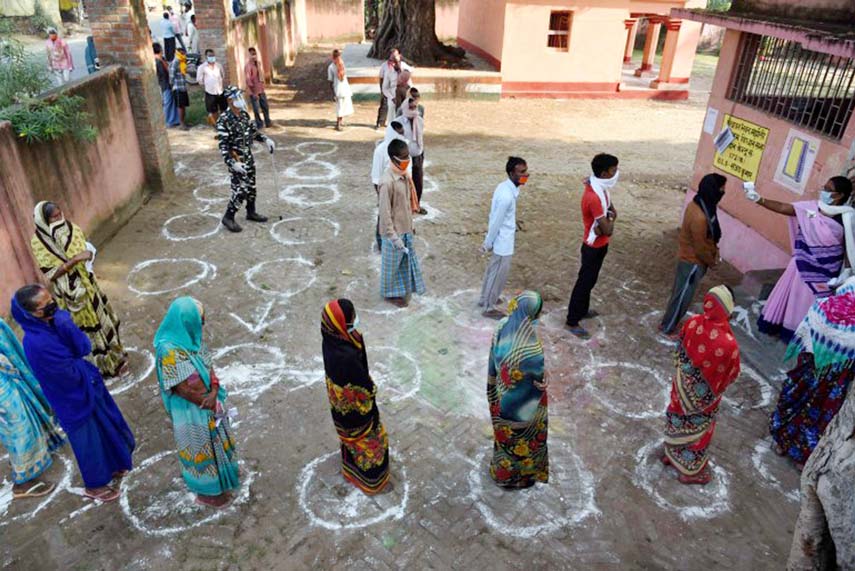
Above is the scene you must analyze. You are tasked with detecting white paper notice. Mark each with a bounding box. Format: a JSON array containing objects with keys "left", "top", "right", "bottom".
[{"left": 703, "top": 107, "right": 719, "bottom": 135}]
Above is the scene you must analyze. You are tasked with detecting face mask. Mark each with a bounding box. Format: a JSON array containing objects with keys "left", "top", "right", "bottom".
[
  {"left": 597, "top": 169, "right": 620, "bottom": 189},
  {"left": 347, "top": 315, "right": 360, "bottom": 333},
  {"left": 820, "top": 190, "right": 836, "bottom": 205},
  {"left": 41, "top": 301, "right": 58, "bottom": 318},
  {"left": 207, "top": 56, "right": 216, "bottom": 64},
  {"left": 233, "top": 97, "right": 247, "bottom": 111},
  {"left": 396, "top": 159, "right": 410, "bottom": 171},
  {"left": 517, "top": 175, "right": 529, "bottom": 186}
]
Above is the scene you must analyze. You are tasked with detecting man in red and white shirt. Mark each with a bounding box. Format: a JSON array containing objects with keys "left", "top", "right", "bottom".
[
  {"left": 565, "top": 153, "right": 620, "bottom": 339},
  {"left": 244, "top": 47, "right": 271, "bottom": 129}
]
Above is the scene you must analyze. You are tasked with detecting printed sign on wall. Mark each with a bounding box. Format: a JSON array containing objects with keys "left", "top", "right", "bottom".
[
  {"left": 713, "top": 114, "right": 770, "bottom": 182},
  {"left": 773, "top": 128, "right": 820, "bottom": 194}
]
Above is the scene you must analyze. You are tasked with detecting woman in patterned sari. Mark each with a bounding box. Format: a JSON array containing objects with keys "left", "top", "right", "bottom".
[
  {"left": 0, "top": 318, "right": 65, "bottom": 498},
  {"left": 321, "top": 299, "right": 391, "bottom": 495},
  {"left": 30, "top": 201, "right": 127, "bottom": 378},
  {"left": 770, "top": 277, "right": 855, "bottom": 470},
  {"left": 662, "top": 285, "right": 741, "bottom": 485},
  {"left": 154, "top": 297, "right": 239, "bottom": 508},
  {"left": 487, "top": 290, "right": 548, "bottom": 489}
]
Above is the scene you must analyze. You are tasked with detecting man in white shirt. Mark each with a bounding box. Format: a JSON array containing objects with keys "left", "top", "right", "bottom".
[
  {"left": 197, "top": 49, "right": 226, "bottom": 126},
  {"left": 185, "top": 13, "right": 199, "bottom": 53},
  {"left": 479, "top": 157, "right": 529, "bottom": 318},
  {"left": 380, "top": 50, "right": 414, "bottom": 127},
  {"left": 372, "top": 121, "right": 408, "bottom": 251}
]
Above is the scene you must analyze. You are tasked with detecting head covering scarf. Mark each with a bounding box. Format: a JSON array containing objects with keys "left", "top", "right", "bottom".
[
  {"left": 679, "top": 286, "right": 741, "bottom": 394},
  {"left": 321, "top": 298, "right": 362, "bottom": 350},
  {"left": 693, "top": 173, "right": 726, "bottom": 243},
  {"left": 31, "top": 201, "right": 88, "bottom": 309},
  {"left": 492, "top": 291, "right": 545, "bottom": 382},
  {"left": 176, "top": 49, "right": 187, "bottom": 75},
  {"left": 786, "top": 276, "right": 855, "bottom": 370},
  {"left": 153, "top": 297, "right": 218, "bottom": 410},
  {"left": 333, "top": 53, "right": 346, "bottom": 81}
]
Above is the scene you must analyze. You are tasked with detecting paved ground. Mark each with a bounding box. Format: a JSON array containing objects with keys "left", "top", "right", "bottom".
[{"left": 1, "top": 49, "right": 801, "bottom": 570}]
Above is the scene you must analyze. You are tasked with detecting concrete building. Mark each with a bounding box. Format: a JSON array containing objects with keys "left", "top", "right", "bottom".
[
  {"left": 456, "top": 0, "right": 706, "bottom": 98},
  {"left": 674, "top": 0, "right": 855, "bottom": 273}
]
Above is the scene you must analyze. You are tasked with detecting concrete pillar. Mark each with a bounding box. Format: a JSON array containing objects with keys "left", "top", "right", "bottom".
[
  {"left": 196, "top": 0, "right": 237, "bottom": 83},
  {"left": 651, "top": 19, "right": 703, "bottom": 87},
  {"left": 634, "top": 17, "right": 662, "bottom": 77},
  {"left": 623, "top": 19, "right": 638, "bottom": 64},
  {"left": 87, "top": 0, "right": 174, "bottom": 193},
  {"left": 651, "top": 19, "right": 681, "bottom": 86}
]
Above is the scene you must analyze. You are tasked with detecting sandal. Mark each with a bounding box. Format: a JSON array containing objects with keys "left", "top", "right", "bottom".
[
  {"left": 565, "top": 325, "right": 591, "bottom": 340},
  {"left": 112, "top": 470, "right": 130, "bottom": 480},
  {"left": 13, "top": 481, "right": 56, "bottom": 499},
  {"left": 195, "top": 494, "right": 232, "bottom": 509},
  {"left": 84, "top": 487, "right": 120, "bottom": 502}
]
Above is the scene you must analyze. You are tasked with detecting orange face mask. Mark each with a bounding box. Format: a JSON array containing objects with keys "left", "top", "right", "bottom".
[
  {"left": 396, "top": 159, "right": 411, "bottom": 171},
  {"left": 518, "top": 175, "right": 529, "bottom": 185}
]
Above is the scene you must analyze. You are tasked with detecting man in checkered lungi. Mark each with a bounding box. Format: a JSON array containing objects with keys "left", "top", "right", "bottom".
[{"left": 378, "top": 139, "right": 425, "bottom": 307}]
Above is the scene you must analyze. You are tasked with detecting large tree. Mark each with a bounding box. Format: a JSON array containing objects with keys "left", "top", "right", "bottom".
[{"left": 368, "top": 0, "right": 465, "bottom": 66}]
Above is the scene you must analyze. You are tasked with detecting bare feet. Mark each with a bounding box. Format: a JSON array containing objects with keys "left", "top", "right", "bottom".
[
  {"left": 678, "top": 470, "right": 712, "bottom": 486},
  {"left": 386, "top": 297, "right": 409, "bottom": 308},
  {"left": 12, "top": 479, "right": 55, "bottom": 499},
  {"left": 195, "top": 493, "right": 232, "bottom": 508}
]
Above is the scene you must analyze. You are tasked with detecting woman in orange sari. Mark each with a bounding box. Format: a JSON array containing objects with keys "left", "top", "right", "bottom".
[{"left": 661, "top": 285, "right": 741, "bottom": 485}]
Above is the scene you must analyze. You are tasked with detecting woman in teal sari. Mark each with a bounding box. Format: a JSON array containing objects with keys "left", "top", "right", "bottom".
[
  {"left": 154, "top": 297, "right": 239, "bottom": 508},
  {"left": 487, "top": 290, "right": 549, "bottom": 488},
  {"left": 0, "top": 317, "right": 65, "bottom": 498}
]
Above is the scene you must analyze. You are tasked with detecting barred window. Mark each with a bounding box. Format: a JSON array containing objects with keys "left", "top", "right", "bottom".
[
  {"left": 728, "top": 33, "right": 855, "bottom": 139},
  {"left": 547, "top": 11, "right": 571, "bottom": 51}
]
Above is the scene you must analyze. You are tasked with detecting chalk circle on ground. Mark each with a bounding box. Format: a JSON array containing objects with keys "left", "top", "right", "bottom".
[
  {"left": 279, "top": 183, "right": 341, "bottom": 207},
  {"left": 245, "top": 258, "right": 317, "bottom": 298},
  {"left": 213, "top": 343, "right": 322, "bottom": 401},
  {"left": 751, "top": 438, "right": 800, "bottom": 503},
  {"left": 105, "top": 347, "right": 154, "bottom": 396},
  {"left": 284, "top": 160, "right": 340, "bottom": 182},
  {"left": 294, "top": 141, "right": 337, "bottom": 157},
  {"left": 162, "top": 213, "right": 221, "bottom": 242},
  {"left": 370, "top": 346, "right": 422, "bottom": 403},
  {"left": 192, "top": 182, "right": 231, "bottom": 206},
  {"left": 128, "top": 258, "right": 217, "bottom": 297},
  {"left": 0, "top": 454, "right": 73, "bottom": 524},
  {"left": 634, "top": 440, "right": 730, "bottom": 521},
  {"left": 422, "top": 175, "right": 439, "bottom": 194},
  {"left": 466, "top": 441, "right": 599, "bottom": 538},
  {"left": 120, "top": 450, "right": 256, "bottom": 536},
  {"left": 582, "top": 361, "right": 670, "bottom": 420},
  {"left": 270, "top": 216, "right": 340, "bottom": 246},
  {"left": 297, "top": 451, "right": 408, "bottom": 531}
]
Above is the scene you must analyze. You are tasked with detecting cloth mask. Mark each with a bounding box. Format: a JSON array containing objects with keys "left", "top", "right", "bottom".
[
  {"left": 596, "top": 170, "right": 620, "bottom": 189},
  {"left": 397, "top": 159, "right": 410, "bottom": 171},
  {"left": 41, "top": 301, "right": 59, "bottom": 318},
  {"left": 517, "top": 175, "right": 529, "bottom": 186}
]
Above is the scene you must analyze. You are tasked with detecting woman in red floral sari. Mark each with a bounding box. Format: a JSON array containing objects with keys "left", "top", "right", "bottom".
[
  {"left": 320, "top": 299, "right": 391, "bottom": 494},
  {"left": 662, "top": 285, "right": 741, "bottom": 485}
]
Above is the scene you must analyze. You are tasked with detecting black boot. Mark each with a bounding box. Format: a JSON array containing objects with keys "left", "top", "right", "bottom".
[
  {"left": 246, "top": 200, "right": 268, "bottom": 223},
  {"left": 221, "top": 207, "right": 243, "bottom": 233}
]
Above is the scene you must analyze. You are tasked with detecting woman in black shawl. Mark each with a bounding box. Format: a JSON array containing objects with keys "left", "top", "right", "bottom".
[
  {"left": 320, "top": 299, "right": 391, "bottom": 494},
  {"left": 660, "top": 173, "right": 727, "bottom": 336}
]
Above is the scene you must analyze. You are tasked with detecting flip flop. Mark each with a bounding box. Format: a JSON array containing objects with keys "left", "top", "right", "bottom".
[
  {"left": 565, "top": 325, "right": 591, "bottom": 340},
  {"left": 195, "top": 495, "right": 232, "bottom": 509},
  {"left": 13, "top": 481, "right": 56, "bottom": 499},
  {"left": 84, "top": 487, "right": 120, "bottom": 502}
]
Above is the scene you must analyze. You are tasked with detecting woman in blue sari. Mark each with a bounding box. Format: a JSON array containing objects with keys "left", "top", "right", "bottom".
[
  {"left": 487, "top": 290, "right": 549, "bottom": 488},
  {"left": 0, "top": 318, "right": 64, "bottom": 498},
  {"left": 154, "top": 297, "right": 239, "bottom": 509}
]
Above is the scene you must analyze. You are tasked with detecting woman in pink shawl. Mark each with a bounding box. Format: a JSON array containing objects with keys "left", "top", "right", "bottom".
[{"left": 744, "top": 176, "right": 854, "bottom": 341}]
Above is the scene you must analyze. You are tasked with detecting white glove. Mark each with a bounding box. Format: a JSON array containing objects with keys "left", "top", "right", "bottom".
[
  {"left": 402, "top": 247, "right": 410, "bottom": 255},
  {"left": 743, "top": 181, "right": 760, "bottom": 203},
  {"left": 265, "top": 138, "right": 275, "bottom": 154},
  {"left": 231, "top": 161, "right": 247, "bottom": 175}
]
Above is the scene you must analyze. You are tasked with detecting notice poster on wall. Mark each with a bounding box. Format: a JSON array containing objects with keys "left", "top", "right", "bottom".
[
  {"left": 713, "top": 114, "right": 770, "bottom": 182},
  {"left": 773, "top": 128, "right": 820, "bottom": 194}
]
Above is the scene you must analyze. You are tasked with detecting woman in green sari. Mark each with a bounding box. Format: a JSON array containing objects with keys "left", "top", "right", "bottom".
[{"left": 153, "top": 297, "right": 239, "bottom": 508}]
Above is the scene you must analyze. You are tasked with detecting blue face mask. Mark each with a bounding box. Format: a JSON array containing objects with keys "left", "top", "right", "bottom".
[
  {"left": 820, "top": 190, "right": 836, "bottom": 205},
  {"left": 347, "top": 315, "right": 360, "bottom": 333}
]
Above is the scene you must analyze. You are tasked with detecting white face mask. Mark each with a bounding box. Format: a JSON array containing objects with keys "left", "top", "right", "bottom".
[
  {"left": 597, "top": 169, "right": 619, "bottom": 189},
  {"left": 820, "top": 190, "right": 836, "bottom": 205},
  {"left": 233, "top": 96, "right": 247, "bottom": 111},
  {"left": 347, "top": 315, "right": 360, "bottom": 333},
  {"left": 207, "top": 56, "right": 216, "bottom": 64}
]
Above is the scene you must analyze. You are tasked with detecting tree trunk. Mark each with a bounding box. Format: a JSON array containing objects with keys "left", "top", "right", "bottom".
[{"left": 367, "top": 0, "right": 465, "bottom": 66}]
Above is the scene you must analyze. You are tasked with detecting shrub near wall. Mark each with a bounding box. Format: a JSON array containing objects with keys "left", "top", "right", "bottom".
[{"left": 0, "top": 65, "right": 147, "bottom": 315}]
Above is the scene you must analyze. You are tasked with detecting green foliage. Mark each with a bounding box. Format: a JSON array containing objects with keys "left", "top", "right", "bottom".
[
  {"left": 0, "top": 25, "right": 97, "bottom": 143},
  {"left": 706, "top": 0, "right": 732, "bottom": 11},
  {"left": 184, "top": 90, "right": 208, "bottom": 126},
  {"left": 30, "top": 2, "right": 55, "bottom": 35}
]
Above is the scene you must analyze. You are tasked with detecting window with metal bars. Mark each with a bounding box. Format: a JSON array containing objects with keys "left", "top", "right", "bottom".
[
  {"left": 728, "top": 34, "right": 855, "bottom": 139},
  {"left": 728, "top": 33, "right": 855, "bottom": 140},
  {"left": 547, "top": 11, "right": 571, "bottom": 51}
]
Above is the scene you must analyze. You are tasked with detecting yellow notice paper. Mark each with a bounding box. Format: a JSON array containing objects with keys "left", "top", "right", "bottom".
[{"left": 713, "top": 114, "right": 770, "bottom": 182}]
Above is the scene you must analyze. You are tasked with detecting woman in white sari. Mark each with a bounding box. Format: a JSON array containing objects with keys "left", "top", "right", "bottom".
[{"left": 327, "top": 49, "right": 353, "bottom": 131}]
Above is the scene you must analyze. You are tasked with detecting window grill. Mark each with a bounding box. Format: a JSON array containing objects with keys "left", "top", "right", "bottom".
[
  {"left": 547, "top": 11, "right": 571, "bottom": 51},
  {"left": 728, "top": 33, "right": 855, "bottom": 140}
]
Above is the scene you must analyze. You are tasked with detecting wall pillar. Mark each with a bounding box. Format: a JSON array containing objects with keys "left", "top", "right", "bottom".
[
  {"left": 634, "top": 17, "right": 662, "bottom": 77},
  {"left": 650, "top": 19, "right": 681, "bottom": 86},
  {"left": 196, "top": 0, "right": 237, "bottom": 83},
  {"left": 87, "top": 0, "right": 174, "bottom": 193},
  {"left": 623, "top": 19, "right": 638, "bottom": 64},
  {"left": 651, "top": 19, "right": 703, "bottom": 87}
]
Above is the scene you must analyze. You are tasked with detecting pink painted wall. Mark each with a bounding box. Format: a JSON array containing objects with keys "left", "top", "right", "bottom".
[
  {"left": 230, "top": 2, "right": 299, "bottom": 90},
  {"left": 436, "top": 0, "right": 459, "bottom": 40},
  {"left": 688, "top": 29, "right": 855, "bottom": 271},
  {"left": 0, "top": 66, "right": 146, "bottom": 315},
  {"left": 304, "top": 0, "right": 363, "bottom": 42},
  {"left": 457, "top": 0, "right": 507, "bottom": 68}
]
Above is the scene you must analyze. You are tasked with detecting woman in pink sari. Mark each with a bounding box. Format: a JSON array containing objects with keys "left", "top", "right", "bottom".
[{"left": 744, "top": 176, "right": 854, "bottom": 342}]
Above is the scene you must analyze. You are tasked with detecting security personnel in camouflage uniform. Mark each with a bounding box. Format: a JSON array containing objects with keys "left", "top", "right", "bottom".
[{"left": 217, "top": 85, "right": 276, "bottom": 233}]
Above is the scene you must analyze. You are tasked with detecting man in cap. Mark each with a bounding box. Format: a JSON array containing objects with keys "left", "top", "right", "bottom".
[{"left": 216, "top": 85, "right": 276, "bottom": 233}]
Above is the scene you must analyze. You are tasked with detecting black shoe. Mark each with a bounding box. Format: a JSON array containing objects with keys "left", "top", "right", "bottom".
[
  {"left": 221, "top": 211, "right": 243, "bottom": 233},
  {"left": 246, "top": 210, "right": 268, "bottom": 223}
]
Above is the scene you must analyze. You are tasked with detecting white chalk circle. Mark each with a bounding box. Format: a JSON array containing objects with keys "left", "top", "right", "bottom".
[
  {"left": 294, "top": 141, "right": 337, "bottom": 157},
  {"left": 193, "top": 181, "right": 231, "bottom": 206},
  {"left": 213, "top": 343, "right": 322, "bottom": 401},
  {"left": 245, "top": 257, "right": 317, "bottom": 298},
  {"left": 127, "top": 258, "right": 217, "bottom": 296},
  {"left": 297, "top": 451, "right": 408, "bottom": 531},
  {"left": 466, "top": 441, "right": 599, "bottom": 538},
  {"left": 162, "top": 213, "right": 221, "bottom": 242},
  {"left": 633, "top": 440, "right": 730, "bottom": 521},
  {"left": 105, "top": 347, "right": 155, "bottom": 396},
  {"left": 0, "top": 454, "right": 73, "bottom": 524},
  {"left": 751, "top": 439, "right": 800, "bottom": 503},
  {"left": 370, "top": 346, "right": 422, "bottom": 402},
  {"left": 270, "top": 216, "right": 340, "bottom": 246},
  {"left": 581, "top": 361, "right": 670, "bottom": 420},
  {"left": 120, "top": 450, "right": 256, "bottom": 536},
  {"left": 279, "top": 183, "right": 341, "bottom": 208},
  {"left": 284, "top": 160, "right": 340, "bottom": 182}
]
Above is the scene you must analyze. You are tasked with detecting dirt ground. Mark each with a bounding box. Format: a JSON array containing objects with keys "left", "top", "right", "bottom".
[{"left": 0, "top": 49, "right": 801, "bottom": 570}]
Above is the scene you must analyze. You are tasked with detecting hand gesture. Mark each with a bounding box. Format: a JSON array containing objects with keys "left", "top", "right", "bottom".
[{"left": 231, "top": 161, "right": 247, "bottom": 175}]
